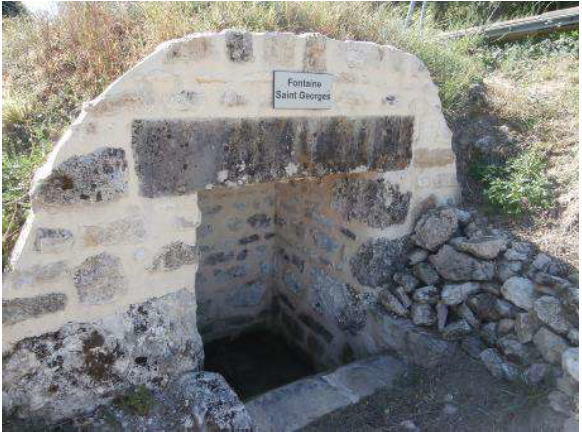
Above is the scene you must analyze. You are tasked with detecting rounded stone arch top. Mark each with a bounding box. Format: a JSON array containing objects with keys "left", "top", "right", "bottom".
[{"left": 4, "top": 30, "right": 459, "bottom": 350}]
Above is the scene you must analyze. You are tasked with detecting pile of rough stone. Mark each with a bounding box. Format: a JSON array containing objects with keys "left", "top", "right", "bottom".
[{"left": 380, "top": 207, "right": 579, "bottom": 429}]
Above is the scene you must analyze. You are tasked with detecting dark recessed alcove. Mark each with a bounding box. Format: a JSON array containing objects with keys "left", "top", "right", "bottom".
[{"left": 203, "top": 328, "right": 317, "bottom": 401}]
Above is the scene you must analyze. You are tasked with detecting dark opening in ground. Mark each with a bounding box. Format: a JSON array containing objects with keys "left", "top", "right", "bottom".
[{"left": 203, "top": 328, "right": 317, "bottom": 401}]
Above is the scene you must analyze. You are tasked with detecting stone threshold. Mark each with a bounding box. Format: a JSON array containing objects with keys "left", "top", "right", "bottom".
[{"left": 244, "top": 354, "right": 407, "bottom": 432}]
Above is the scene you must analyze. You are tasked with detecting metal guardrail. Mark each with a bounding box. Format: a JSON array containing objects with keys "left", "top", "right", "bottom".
[{"left": 441, "top": 6, "right": 579, "bottom": 42}]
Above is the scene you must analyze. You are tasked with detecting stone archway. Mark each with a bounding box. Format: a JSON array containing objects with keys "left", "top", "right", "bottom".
[{"left": 3, "top": 30, "right": 458, "bottom": 421}]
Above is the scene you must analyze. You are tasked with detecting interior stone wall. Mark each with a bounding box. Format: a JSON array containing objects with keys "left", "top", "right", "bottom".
[{"left": 2, "top": 30, "right": 459, "bottom": 421}]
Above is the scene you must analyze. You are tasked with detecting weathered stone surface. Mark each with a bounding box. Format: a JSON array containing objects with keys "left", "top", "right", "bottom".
[
  {"left": 494, "top": 299, "right": 517, "bottom": 319},
  {"left": 441, "top": 282, "right": 480, "bottom": 306},
  {"left": 393, "top": 271, "right": 420, "bottom": 293},
  {"left": 413, "top": 148, "right": 455, "bottom": 168},
  {"left": 310, "top": 268, "right": 365, "bottom": 334},
  {"left": 303, "top": 33, "right": 327, "bottom": 72},
  {"left": 3, "top": 288, "right": 203, "bottom": 422},
  {"left": 151, "top": 242, "right": 198, "bottom": 271},
  {"left": 515, "top": 312, "right": 541, "bottom": 343},
  {"left": 522, "top": 363, "right": 551, "bottom": 385},
  {"left": 534, "top": 296, "right": 571, "bottom": 335},
  {"left": 503, "top": 241, "right": 534, "bottom": 261},
  {"left": 132, "top": 117, "right": 413, "bottom": 197},
  {"left": 405, "top": 331, "right": 457, "bottom": 368},
  {"left": 408, "top": 248, "right": 429, "bottom": 266},
  {"left": 548, "top": 390, "right": 576, "bottom": 416},
  {"left": 34, "top": 228, "right": 74, "bottom": 253},
  {"left": 436, "top": 303, "right": 448, "bottom": 331},
  {"left": 380, "top": 290, "right": 408, "bottom": 317},
  {"left": 393, "top": 286, "right": 412, "bottom": 309},
  {"left": 73, "top": 253, "right": 126, "bottom": 304},
  {"left": 456, "top": 303, "right": 480, "bottom": 329},
  {"left": 501, "top": 277, "right": 535, "bottom": 311},
  {"left": 412, "top": 262, "right": 440, "bottom": 285},
  {"left": 227, "top": 280, "right": 267, "bottom": 308},
  {"left": 3, "top": 294, "right": 67, "bottom": 326},
  {"left": 331, "top": 178, "right": 411, "bottom": 228},
  {"left": 449, "top": 236, "right": 507, "bottom": 260},
  {"left": 430, "top": 245, "right": 495, "bottom": 282},
  {"left": 299, "top": 313, "right": 333, "bottom": 343},
  {"left": 441, "top": 320, "right": 472, "bottom": 341},
  {"left": 412, "top": 286, "right": 439, "bottom": 304},
  {"left": 562, "top": 348, "right": 579, "bottom": 382},
  {"left": 35, "top": 148, "right": 128, "bottom": 206},
  {"left": 533, "top": 327, "right": 569, "bottom": 364},
  {"left": 563, "top": 286, "right": 579, "bottom": 315},
  {"left": 480, "top": 348, "right": 519, "bottom": 381},
  {"left": 532, "top": 253, "right": 552, "bottom": 272},
  {"left": 411, "top": 303, "right": 436, "bottom": 326},
  {"left": 225, "top": 31, "right": 253, "bottom": 62},
  {"left": 567, "top": 328, "right": 578, "bottom": 346},
  {"left": 83, "top": 217, "right": 145, "bottom": 247},
  {"left": 466, "top": 292, "right": 499, "bottom": 320},
  {"left": 497, "top": 318, "right": 515, "bottom": 334},
  {"left": 497, "top": 335, "right": 532, "bottom": 365},
  {"left": 557, "top": 374, "right": 579, "bottom": 397},
  {"left": 461, "top": 336, "right": 486, "bottom": 359},
  {"left": 263, "top": 33, "right": 295, "bottom": 67},
  {"left": 350, "top": 236, "right": 407, "bottom": 287},
  {"left": 497, "top": 260, "right": 523, "bottom": 282},
  {"left": 413, "top": 208, "right": 458, "bottom": 251},
  {"left": 480, "top": 322, "right": 498, "bottom": 346}
]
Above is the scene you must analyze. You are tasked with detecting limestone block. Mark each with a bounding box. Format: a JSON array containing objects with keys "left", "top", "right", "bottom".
[
  {"left": 6, "top": 261, "right": 68, "bottom": 290},
  {"left": 151, "top": 242, "right": 198, "bottom": 271},
  {"left": 413, "top": 148, "right": 455, "bottom": 168},
  {"left": 73, "top": 253, "right": 126, "bottom": 305},
  {"left": 331, "top": 178, "right": 411, "bottom": 229},
  {"left": 225, "top": 30, "right": 253, "bottom": 62},
  {"left": 82, "top": 216, "right": 145, "bottom": 247},
  {"left": 303, "top": 33, "right": 327, "bottom": 72},
  {"left": 165, "top": 34, "right": 213, "bottom": 62},
  {"left": 3, "top": 293, "right": 67, "bottom": 326},
  {"left": 34, "top": 148, "right": 128, "bottom": 207},
  {"left": 263, "top": 32, "right": 296, "bottom": 67},
  {"left": 220, "top": 89, "right": 247, "bottom": 107},
  {"left": 34, "top": 228, "right": 74, "bottom": 253},
  {"left": 350, "top": 236, "right": 408, "bottom": 287}
]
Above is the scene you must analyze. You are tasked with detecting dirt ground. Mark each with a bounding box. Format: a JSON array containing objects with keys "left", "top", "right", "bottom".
[{"left": 301, "top": 351, "right": 566, "bottom": 432}]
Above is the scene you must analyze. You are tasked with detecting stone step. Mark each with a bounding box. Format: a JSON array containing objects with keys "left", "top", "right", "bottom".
[{"left": 244, "top": 355, "right": 407, "bottom": 432}]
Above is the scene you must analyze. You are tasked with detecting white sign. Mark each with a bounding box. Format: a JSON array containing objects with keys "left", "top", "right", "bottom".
[{"left": 273, "top": 71, "right": 334, "bottom": 109}]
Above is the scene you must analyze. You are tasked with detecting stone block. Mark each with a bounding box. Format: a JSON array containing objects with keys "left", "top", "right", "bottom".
[
  {"left": 132, "top": 117, "right": 413, "bottom": 197},
  {"left": 34, "top": 228, "right": 74, "bottom": 253},
  {"left": 151, "top": 242, "right": 198, "bottom": 271},
  {"left": 35, "top": 148, "right": 128, "bottom": 206},
  {"left": 299, "top": 313, "right": 334, "bottom": 343},
  {"left": 413, "top": 148, "right": 455, "bottom": 168},
  {"left": 7, "top": 261, "right": 68, "bottom": 290},
  {"left": 83, "top": 216, "right": 145, "bottom": 247},
  {"left": 350, "top": 236, "right": 408, "bottom": 287},
  {"left": 247, "top": 213, "right": 272, "bottom": 228},
  {"left": 3, "top": 293, "right": 67, "bottom": 326},
  {"left": 73, "top": 253, "right": 126, "bottom": 304},
  {"left": 264, "top": 33, "right": 295, "bottom": 67},
  {"left": 227, "top": 280, "right": 267, "bottom": 308},
  {"left": 225, "top": 30, "right": 253, "bottom": 62},
  {"left": 165, "top": 35, "right": 212, "bottom": 62},
  {"left": 303, "top": 34, "right": 327, "bottom": 72},
  {"left": 331, "top": 178, "right": 411, "bottom": 229},
  {"left": 220, "top": 90, "right": 247, "bottom": 107},
  {"left": 281, "top": 309, "right": 305, "bottom": 342}
]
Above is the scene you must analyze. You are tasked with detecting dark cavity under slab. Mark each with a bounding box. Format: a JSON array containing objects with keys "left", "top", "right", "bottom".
[
  {"left": 132, "top": 116, "right": 414, "bottom": 198},
  {"left": 203, "top": 328, "right": 317, "bottom": 401}
]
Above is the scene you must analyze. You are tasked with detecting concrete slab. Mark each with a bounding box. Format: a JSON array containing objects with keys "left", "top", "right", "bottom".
[{"left": 245, "top": 354, "right": 407, "bottom": 432}]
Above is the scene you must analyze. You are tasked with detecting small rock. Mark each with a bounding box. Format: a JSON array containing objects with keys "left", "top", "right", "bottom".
[
  {"left": 532, "top": 253, "right": 552, "bottom": 272},
  {"left": 414, "top": 207, "right": 458, "bottom": 251},
  {"left": 497, "top": 260, "right": 523, "bottom": 282},
  {"left": 497, "top": 318, "right": 515, "bottom": 335},
  {"left": 456, "top": 303, "right": 480, "bottom": 329},
  {"left": 567, "top": 329, "right": 578, "bottom": 346},
  {"left": 515, "top": 312, "right": 541, "bottom": 343},
  {"left": 480, "top": 322, "right": 498, "bottom": 346},
  {"left": 501, "top": 277, "right": 535, "bottom": 311},
  {"left": 467, "top": 293, "right": 500, "bottom": 321},
  {"left": 393, "top": 272, "right": 420, "bottom": 293},
  {"left": 548, "top": 390, "right": 575, "bottom": 416},
  {"left": 441, "top": 320, "right": 472, "bottom": 340},
  {"left": 443, "top": 404, "right": 458, "bottom": 416},
  {"left": 497, "top": 335, "right": 532, "bottom": 365},
  {"left": 400, "top": 420, "right": 420, "bottom": 432},
  {"left": 563, "top": 286, "right": 579, "bottom": 315},
  {"left": 480, "top": 348, "right": 519, "bottom": 381},
  {"left": 562, "top": 348, "right": 579, "bottom": 382},
  {"left": 449, "top": 236, "right": 507, "bottom": 260},
  {"left": 534, "top": 273, "right": 571, "bottom": 292},
  {"left": 461, "top": 336, "right": 486, "bottom": 359},
  {"left": 408, "top": 249, "right": 429, "bottom": 266},
  {"left": 567, "top": 273, "right": 579, "bottom": 285},
  {"left": 429, "top": 245, "right": 495, "bottom": 281},
  {"left": 494, "top": 299, "right": 517, "bottom": 319},
  {"left": 380, "top": 291, "right": 409, "bottom": 318},
  {"left": 503, "top": 241, "right": 533, "bottom": 261},
  {"left": 563, "top": 417, "right": 579, "bottom": 432},
  {"left": 394, "top": 286, "right": 413, "bottom": 309},
  {"left": 412, "top": 286, "right": 440, "bottom": 304},
  {"left": 522, "top": 363, "right": 551, "bottom": 385},
  {"left": 534, "top": 296, "right": 571, "bottom": 335},
  {"left": 412, "top": 262, "right": 440, "bottom": 285},
  {"left": 557, "top": 374, "right": 579, "bottom": 397},
  {"left": 455, "top": 209, "right": 472, "bottom": 225},
  {"left": 441, "top": 282, "right": 480, "bottom": 306},
  {"left": 411, "top": 303, "right": 437, "bottom": 327},
  {"left": 481, "top": 282, "right": 501, "bottom": 296},
  {"left": 436, "top": 303, "right": 448, "bottom": 331},
  {"left": 533, "top": 327, "right": 569, "bottom": 364}
]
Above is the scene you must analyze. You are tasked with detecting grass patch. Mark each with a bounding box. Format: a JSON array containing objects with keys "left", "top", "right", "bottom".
[{"left": 113, "top": 385, "right": 154, "bottom": 417}]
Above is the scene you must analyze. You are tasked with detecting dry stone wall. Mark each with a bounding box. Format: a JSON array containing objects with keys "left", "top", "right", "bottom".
[{"left": 3, "top": 30, "right": 458, "bottom": 421}]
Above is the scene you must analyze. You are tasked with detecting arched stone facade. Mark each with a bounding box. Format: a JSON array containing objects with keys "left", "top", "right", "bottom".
[{"left": 3, "top": 30, "right": 459, "bottom": 420}]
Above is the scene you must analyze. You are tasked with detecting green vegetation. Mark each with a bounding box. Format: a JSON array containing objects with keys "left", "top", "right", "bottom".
[
  {"left": 1, "top": 2, "right": 579, "bottom": 267},
  {"left": 113, "top": 385, "right": 154, "bottom": 417}
]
